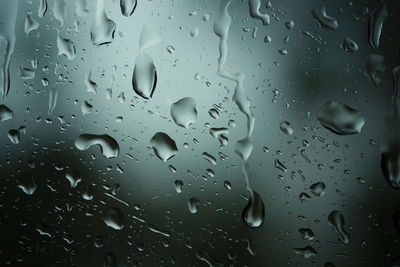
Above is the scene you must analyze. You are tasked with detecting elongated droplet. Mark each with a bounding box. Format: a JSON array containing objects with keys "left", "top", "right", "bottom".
[
  {"left": 0, "top": 0, "right": 18, "bottom": 98},
  {"left": 57, "top": 31, "right": 76, "bottom": 60},
  {"left": 342, "top": 37, "right": 358, "bottom": 53},
  {"left": 328, "top": 210, "right": 350, "bottom": 244},
  {"left": 75, "top": 134, "right": 119, "bottom": 158},
  {"left": 24, "top": 15, "right": 39, "bottom": 37},
  {"left": 91, "top": 0, "right": 116, "bottom": 46},
  {"left": 170, "top": 97, "right": 197, "bottom": 128},
  {"left": 132, "top": 26, "right": 160, "bottom": 99},
  {"left": 103, "top": 207, "right": 124, "bottom": 230},
  {"left": 188, "top": 197, "right": 200, "bottom": 214},
  {"left": 19, "top": 67, "right": 35, "bottom": 80},
  {"left": 311, "top": 6, "right": 338, "bottom": 31},
  {"left": 120, "top": 0, "right": 137, "bottom": 17},
  {"left": 17, "top": 174, "right": 37, "bottom": 195},
  {"left": 150, "top": 132, "right": 178, "bottom": 162},
  {"left": 0, "top": 104, "right": 13, "bottom": 121},
  {"left": 202, "top": 152, "right": 217, "bottom": 165},
  {"left": 242, "top": 190, "right": 265, "bottom": 228},
  {"left": 38, "top": 0, "right": 48, "bottom": 18},
  {"left": 249, "top": 0, "right": 270, "bottom": 25},
  {"left": 53, "top": 0, "right": 66, "bottom": 26},
  {"left": 381, "top": 66, "right": 400, "bottom": 189},
  {"left": 369, "top": 2, "right": 388, "bottom": 48},
  {"left": 366, "top": 54, "right": 385, "bottom": 89},
  {"left": 85, "top": 71, "right": 97, "bottom": 94},
  {"left": 294, "top": 246, "right": 317, "bottom": 259},
  {"left": 48, "top": 88, "right": 58, "bottom": 115},
  {"left": 317, "top": 101, "right": 365, "bottom": 135}
]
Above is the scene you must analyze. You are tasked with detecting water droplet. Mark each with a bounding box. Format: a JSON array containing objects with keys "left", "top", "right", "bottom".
[
  {"left": 65, "top": 169, "right": 81, "bottom": 188},
  {"left": 8, "top": 126, "right": 26, "bottom": 144},
  {"left": 310, "top": 182, "right": 326, "bottom": 196},
  {"left": 224, "top": 180, "right": 232, "bottom": 190},
  {"left": 280, "top": 121, "right": 293, "bottom": 135},
  {"left": 249, "top": 0, "right": 270, "bottom": 25},
  {"left": 132, "top": 26, "right": 160, "bottom": 99},
  {"left": 188, "top": 197, "right": 200, "bottom": 214},
  {"left": 293, "top": 246, "right": 317, "bottom": 259},
  {"left": 91, "top": 0, "right": 116, "bottom": 46},
  {"left": 24, "top": 15, "right": 39, "bottom": 37},
  {"left": 328, "top": 210, "right": 350, "bottom": 244},
  {"left": 366, "top": 54, "right": 385, "bottom": 89},
  {"left": 174, "top": 180, "right": 183, "bottom": 193},
  {"left": 103, "top": 207, "right": 124, "bottom": 230},
  {"left": 0, "top": 0, "right": 18, "bottom": 98},
  {"left": 299, "top": 228, "right": 315, "bottom": 241},
  {"left": 82, "top": 101, "right": 93, "bottom": 116},
  {"left": 317, "top": 101, "right": 365, "bottom": 135},
  {"left": 242, "top": 190, "right": 265, "bottom": 228},
  {"left": 150, "top": 132, "right": 178, "bottom": 162},
  {"left": 74, "top": 134, "right": 119, "bottom": 158},
  {"left": 17, "top": 174, "right": 37, "bottom": 195},
  {"left": 311, "top": 6, "right": 338, "bottom": 31},
  {"left": 342, "top": 37, "right": 358, "bottom": 53},
  {"left": 48, "top": 88, "right": 58, "bottom": 115},
  {"left": 57, "top": 31, "right": 76, "bottom": 60},
  {"left": 0, "top": 104, "right": 13, "bottom": 121},
  {"left": 369, "top": 2, "right": 388, "bottom": 48},
  {"left": 120, "top": 0, "right": 137, "bottom": 17},
  {"left": 38, "top": 0, "right": 48, "bottom": 18},
  {"left": 170, "top": 97, "right": 197, "bottom": 128},
  {"left": 202, "top": 152, "right": 217, "bottom": 165},
  {"left": 53, "top": 0, "right": 66, "bottom": 27},
  {"left": 19, "top": 67, "right": 35, "bottom": 80}
]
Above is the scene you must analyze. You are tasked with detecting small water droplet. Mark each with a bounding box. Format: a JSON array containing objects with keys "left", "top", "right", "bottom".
[{"left": 103, "top": 207, "right": 125, "bottom": 230}]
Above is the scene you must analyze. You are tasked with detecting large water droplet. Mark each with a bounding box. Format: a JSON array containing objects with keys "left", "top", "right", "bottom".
[
  {"left": 53, "top": 0, "right": 66, "bottom": 27},
  {"left": 280, "top": 121, "right": 293, "bottom": 135},
  {"left": 120, "top": 0, "right": 137, "bottom": 17},
  {"left": 317, "top": 101, "right": 365, "bottom": 135},
  {"left": 311, "top": 6, "right": 338, "bottom": 31},
  {"left": 57, "top": 31, "right": 76, "bottom": 60},
  {"left": 150, "top": 132, "right": 178, "bottom": 162},
  {"left": 170, "top": 97, "right": 197, "bottom": 128},
  {"left": 242, "top": 190, "right": 265, "bottom": 228},
  {"left": 366, "top": 54, "right": 385, "bottom": 89},
  {"left": 0, "top": 104, "right": 13, "bottom": 121},
  {"left": 103, "top": 207, "right": 125, "bottom": 230},
  {"left": 328, "top": 210, "right": 350, "bottom": 244},
  {"left": 309, "top": 182, "right": 326, "bottom": 196},
  {"left": 24, "top": 15, "right": 39, "bottom": 37},
  {"left": 74, "top": 134, "right": 119, "bottom": 158},
  {"left": 132, "top": 26, "right": 160, "bottom": 99},
  {"left": 249, "top": 0, "right": 270, "bottom": 25},
  {"left": 91, "top": 0, "right": 116, "bottom": 46},
  {"left": 38, "top": 0, "right": 48, "bottom": 18},
  {"left": 369, "top": 2, "right": 388, "bottom": 48},
  {"left": 8, "top": 126, "right": 26, "bottom": 144}
]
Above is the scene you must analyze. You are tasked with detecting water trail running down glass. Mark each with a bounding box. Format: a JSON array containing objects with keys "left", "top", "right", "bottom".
[{"left": 213, "top": 0, "right": 265, "bottom": 228}]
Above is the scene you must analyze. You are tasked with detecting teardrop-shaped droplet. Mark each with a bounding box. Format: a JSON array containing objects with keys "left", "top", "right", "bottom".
[
  {"left": 188, "top": 197, "right": 200, "bottom": 214},
  {"left": 242, "top": 190, "right": 265, "bottom": 228},
  {"left": 150, "top": 132, "right": 178, "bottom": 162},
  {"left": 132, "top": 53, "right": 157, "bottom": 99},
  {"left": 120, "top": 0, "right": 137, "bottom": 17},
  {"left": 170, "top": 97, "right": 197, "bottom": 128},
  {"left": 174, "top": 180, "right": 183, "bottom": 193},
  {"left": 91, "top": 0, "right": 116, "bottom": 46},
  {"left": 328, "top": 210, "right": 350, "bottom": 244},
  {"left": 74, "top": 134, "right": 119, "bottom": 158},
  {"left": 103, "top": 207, "right": 125, "bottom": 230},
  {"left": 317, "top": 101, "right": 365, "bottom": 135}
]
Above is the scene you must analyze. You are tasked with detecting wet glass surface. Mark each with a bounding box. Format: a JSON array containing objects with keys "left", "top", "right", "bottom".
[{"left": 0, "top": 0, "right": 400, "bottom": 266}]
